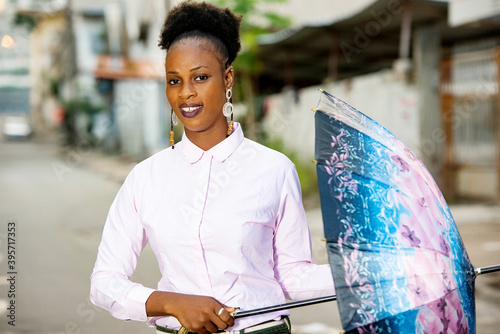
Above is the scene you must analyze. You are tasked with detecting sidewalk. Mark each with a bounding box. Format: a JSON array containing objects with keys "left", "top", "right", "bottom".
[{"left": 76, "top": 147, "right": 138, "bottom": 183}]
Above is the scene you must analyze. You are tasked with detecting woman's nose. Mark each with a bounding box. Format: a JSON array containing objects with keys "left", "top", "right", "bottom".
[{"left": 179, "top": 82, "right": 196, "bottom": 99}]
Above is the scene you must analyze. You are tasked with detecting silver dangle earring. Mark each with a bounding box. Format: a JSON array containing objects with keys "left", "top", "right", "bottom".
[
  {"left": 171, "top": 109, "right": 178, "bottom": 126},
  {"left": 223, "top": 88, "right": 234, "bottom": 136},
  {"left": 223, "top": 88, "right": 233, "bottom": 117}
]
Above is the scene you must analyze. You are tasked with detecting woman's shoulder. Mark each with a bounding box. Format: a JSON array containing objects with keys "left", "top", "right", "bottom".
[{"left": 239, "top": 138, "right": 295, "bottom": 171}]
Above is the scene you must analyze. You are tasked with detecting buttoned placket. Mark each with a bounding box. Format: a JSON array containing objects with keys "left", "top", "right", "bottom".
[{"left": 191, "top": 151, "right": 215, "bottom": 295}]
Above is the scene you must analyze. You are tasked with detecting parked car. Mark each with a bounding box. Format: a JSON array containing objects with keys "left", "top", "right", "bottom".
[{"left": 2, "top": 115, "right": 33, "bottom": 139}]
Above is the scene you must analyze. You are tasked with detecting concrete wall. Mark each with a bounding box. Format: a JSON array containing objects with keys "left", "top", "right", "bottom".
[
  {"left": 413, "top": 25, "right": 443, "bottom": 184},
  {"left": 260, "top": 0, "right": 377, "bottom": 27},
  {"left": 457, "top": 167, "right": 498, "bottom": 199},
  {"left": 262, "top": 68, "right": 419, "bottom": 163},
  {"left": 114, "top": 79, "right": 167, "bottom": 159}
]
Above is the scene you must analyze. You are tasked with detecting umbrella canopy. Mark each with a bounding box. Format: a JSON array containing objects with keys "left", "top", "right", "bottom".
[{"left": 314, "top": 90, "right": 476, "bottom": 333}]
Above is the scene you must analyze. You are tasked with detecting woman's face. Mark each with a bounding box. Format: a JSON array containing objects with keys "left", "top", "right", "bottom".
[{"left": 165, "top": 38, "right": 233, "bottom": 136}]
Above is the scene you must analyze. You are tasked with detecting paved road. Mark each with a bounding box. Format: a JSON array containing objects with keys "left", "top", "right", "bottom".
[
  {"left": 0, "top": 135, "right": 498, "bottom": 333},
  {"left": 0, "top": 137, "right": 159, "bottom": 333},
  {"left": 0, "top": 137, "right": 342, "bottom": 334}
]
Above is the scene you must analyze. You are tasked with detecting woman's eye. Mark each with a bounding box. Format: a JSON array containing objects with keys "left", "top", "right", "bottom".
[
  {"left": 168, "top": 78, "right": 180, "bottom": 85},
  {"left": 195, "top": 75, "right": 208, "bottom": 81}
]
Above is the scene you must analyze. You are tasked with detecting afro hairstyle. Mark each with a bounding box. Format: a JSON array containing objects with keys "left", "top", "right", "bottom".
[{"left": 159, "top": 1, "right": 242, "bottom": 68}]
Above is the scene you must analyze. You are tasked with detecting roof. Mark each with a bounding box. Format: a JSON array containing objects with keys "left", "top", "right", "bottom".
[
  {"left": 256, "top": 0, "right": 499, "bottom": 93},
  {"left": 94, "top": 55, "right": 164, "bottom": 80}
]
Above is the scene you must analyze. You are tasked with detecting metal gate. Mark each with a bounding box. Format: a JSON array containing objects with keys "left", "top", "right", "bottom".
[{"left": 440, "top": 40, "right": 500, "bottom": 199}]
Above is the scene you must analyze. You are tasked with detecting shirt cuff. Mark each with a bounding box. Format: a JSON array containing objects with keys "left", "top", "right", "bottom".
[{"left": 125, "top": 284, "right": 156, "bottom": 321}]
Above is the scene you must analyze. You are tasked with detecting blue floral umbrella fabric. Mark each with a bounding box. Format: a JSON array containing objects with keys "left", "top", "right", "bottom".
[{"left": 314, "top": 90, "right": 476, "bottom": 333}]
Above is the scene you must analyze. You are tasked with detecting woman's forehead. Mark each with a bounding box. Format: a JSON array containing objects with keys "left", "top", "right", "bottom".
[{"left": 165, "top": 37, "right": 224, "bottom": 69}]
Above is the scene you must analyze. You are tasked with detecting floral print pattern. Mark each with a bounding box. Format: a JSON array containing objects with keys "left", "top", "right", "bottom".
[{"left": 315, "top": 91, "right": 476, "bottom": 334}]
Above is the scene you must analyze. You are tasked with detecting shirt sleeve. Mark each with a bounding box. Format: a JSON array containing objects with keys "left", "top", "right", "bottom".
[
  {"left": 273, "top": 165, "right": 335, "bottom": 301},
  {"left": 90, "top": 169, "right": 155, "bottom": 321}
]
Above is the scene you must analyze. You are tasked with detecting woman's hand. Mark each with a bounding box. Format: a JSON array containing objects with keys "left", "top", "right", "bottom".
[
  {"left": 170, "top": 294, "right": 235, "bottom": 334},
  {"left": 146, "top": 291, "right": 235, "bottom": 334}
]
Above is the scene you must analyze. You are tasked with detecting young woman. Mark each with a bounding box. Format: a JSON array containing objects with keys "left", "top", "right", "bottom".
[{"left": 90, "top": 2, "right": 335, "bottom": 334}]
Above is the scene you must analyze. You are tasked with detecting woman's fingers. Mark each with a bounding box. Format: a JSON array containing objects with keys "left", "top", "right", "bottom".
[
  {"left": 212, "top": 305, "right": 235, "bottom": 330},
  {"left": 220, "top": 306, "right": 236, "bottom": 327}
]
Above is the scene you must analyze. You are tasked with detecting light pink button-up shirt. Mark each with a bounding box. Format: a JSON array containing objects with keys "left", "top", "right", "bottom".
[{"left": 90, "top": 123, "right": 334, "bottom": 330}]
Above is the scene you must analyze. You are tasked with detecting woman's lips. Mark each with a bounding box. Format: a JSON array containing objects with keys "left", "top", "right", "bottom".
[{"left": 179, "top": 103, "right": 203, "bottom": 118}]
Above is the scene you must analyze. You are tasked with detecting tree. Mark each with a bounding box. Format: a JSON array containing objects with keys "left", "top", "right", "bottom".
[{"left": 210, "top": 0, "right": 290, "bottom": 140}]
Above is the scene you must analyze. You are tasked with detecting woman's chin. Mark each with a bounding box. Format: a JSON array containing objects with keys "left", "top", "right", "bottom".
[{"left": 182, "top": 118, "right": 228, "bottom": 135}]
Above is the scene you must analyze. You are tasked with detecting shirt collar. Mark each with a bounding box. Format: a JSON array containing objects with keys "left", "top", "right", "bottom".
[{"left": 179, "top": 122, "right": 244, "bottom": 164}]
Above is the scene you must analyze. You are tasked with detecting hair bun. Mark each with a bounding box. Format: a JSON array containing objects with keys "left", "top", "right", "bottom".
[{"left": 159, "top": 2, "right": 242, "bottom": 66}]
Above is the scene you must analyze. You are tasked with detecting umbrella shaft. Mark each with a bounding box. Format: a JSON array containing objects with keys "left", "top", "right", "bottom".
[
  {"left": 475, "top": 265, "right": 500, "bottom": 275},
  {"left": 233, "top": 295, "right": 337, "bottom": 319}
]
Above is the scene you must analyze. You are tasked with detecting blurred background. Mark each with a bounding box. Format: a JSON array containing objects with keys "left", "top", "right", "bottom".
[{"left": 0, "top": 0, "right": 499, "bottom": 333}]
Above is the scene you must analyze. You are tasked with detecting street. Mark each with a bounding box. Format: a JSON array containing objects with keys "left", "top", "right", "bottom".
[
  {"left": 0, "top": 136, "right": 499, "bottom": 334},
  {"left": 0, "top": 136, "right": 159, "bottom": 333}
]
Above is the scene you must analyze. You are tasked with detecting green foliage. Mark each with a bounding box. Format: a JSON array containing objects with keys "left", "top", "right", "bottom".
[
  {"left": 13, "top": 14, "right": 38, "bottom": 31},
  {"left": 60, "top": 97, "right": 104, "bottom": 146},
  {"left": 263, "top": 138, "right": 320, "bottom": 208},
  {"left": 209, "top": 0, "right": 291, "bottom": 75},
  {"left": 49, "top": 79, "right": 60, "bottom": 97},
  {"left": 61, "top": 97, "right": 103, "bottom": 116},
  {"left": 208, "top": 0, "right": 291, "bottom": 140}
]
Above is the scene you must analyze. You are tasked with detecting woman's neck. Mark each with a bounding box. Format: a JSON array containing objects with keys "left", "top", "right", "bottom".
[{"left": 184, "top": 121, "right": 229, "bottom": 151}]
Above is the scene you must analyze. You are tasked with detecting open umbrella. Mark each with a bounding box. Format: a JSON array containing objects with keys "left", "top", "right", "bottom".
[{"left": 314, "top": 89, "right": 499, "bottom": 334}]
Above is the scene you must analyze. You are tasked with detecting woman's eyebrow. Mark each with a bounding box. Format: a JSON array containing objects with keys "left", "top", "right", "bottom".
[
  {"left": 190, "top": 65, "right": 209, "bottom": 71},
  {"left": 166, "top": 65, "right": 210, "bottom": 75}
]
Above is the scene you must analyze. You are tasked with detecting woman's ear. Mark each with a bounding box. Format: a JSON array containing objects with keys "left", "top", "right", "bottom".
[{"left": 224, "top": 66, "right": 234, "bottom": 90}]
